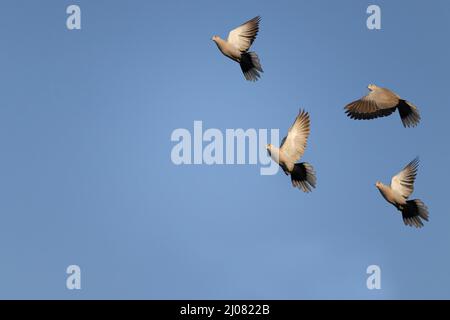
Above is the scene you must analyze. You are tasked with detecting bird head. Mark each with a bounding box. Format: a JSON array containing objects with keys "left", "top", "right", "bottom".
[
  {"left": 368, "top": 84, "right": 378, "bottom": 91},
  {"left": 266, "top": 144, "right": 272, "bottom": 155},
  {"left": 211, "top": 35, "right": 219, "bottom": 42},
  {"left": 375, "top": 181, "right": 383, "bottom": 189}
]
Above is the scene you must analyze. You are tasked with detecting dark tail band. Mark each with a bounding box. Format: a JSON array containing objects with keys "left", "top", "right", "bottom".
[
  {"left": 240, "top": 52, "right": 263, "bottom": 81},
  {"left": 398, "top": 100, "right": 421, "bottom": 128},
  {"left": 291, "top": 162, "right": 316, "bottom": 193},
  {"left": 402, "top": 199, "right": 429, "bottom": 228}
]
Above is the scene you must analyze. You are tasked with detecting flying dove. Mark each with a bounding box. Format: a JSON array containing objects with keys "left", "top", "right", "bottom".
[
  {"left": 212, "top": 16, "right": 263, "bottom": 81},
  {"left": 345, "top": 84, "right": 421, "bottom": 127},
  {"left": 266, "top": 110, "right": 316, "bottom": 192},
  {"left": 376, "top": 157, "right": 429, "bottom": 228}
]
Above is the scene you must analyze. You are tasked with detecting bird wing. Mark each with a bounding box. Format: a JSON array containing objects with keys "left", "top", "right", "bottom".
[
  {"left": 345, "top": 87, "right": 400, "bottom": 120},
  {"left": 391, "top": 157, "right": 420, "bottom": 199},
  {"left": 227, "top": 16, "right": 260, "bottom": 52},
  {"left": 280, "top": 110, "right": 310, "bottom": 163}
]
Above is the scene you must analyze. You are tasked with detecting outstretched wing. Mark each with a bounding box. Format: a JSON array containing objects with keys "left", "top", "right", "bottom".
[
  {"left": 280, "top": 109, "right": 310, "bottom": 163},
  {"left": 391, "top": 157, "right": 419, "bottom": 199},
  {"left": 227, "top": 16, "right": 260, "bottom": 52},
  {"left": 345, "top": 87, "right": 399, "bottom": 120}
]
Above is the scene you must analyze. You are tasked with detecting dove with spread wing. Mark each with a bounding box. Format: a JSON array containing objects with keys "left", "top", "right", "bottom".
[
  {"left": 376, "top": 157, "right": 429, "bottom": 228},
  {"left": 212, "top": 16, "right": 263, "bottom": 81},
  {"left": 345, "top": 84, "right": 421, "bottom": 127},
  {"left": 266, "top": 110, "right": 316, "bottom": 192}
]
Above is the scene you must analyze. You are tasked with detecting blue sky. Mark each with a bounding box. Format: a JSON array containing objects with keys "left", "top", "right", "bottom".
[{"left": 0, "top": 0, "right": 449, "bottom": 299}]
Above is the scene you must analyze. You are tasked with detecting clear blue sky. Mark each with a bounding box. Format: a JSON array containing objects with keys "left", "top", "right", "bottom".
[{"left": 0, "top": 0, "right": 449, "bottom": 299}]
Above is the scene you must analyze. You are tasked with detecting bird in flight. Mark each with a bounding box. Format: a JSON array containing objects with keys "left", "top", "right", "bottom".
[
  {"left": 266, "top": 110, "right": 316, "bottom": 192},
  {"left": 345, "top": 84, "right": 421, "bottom": 127},
  {"left": 212, "top": 16, "right": 263, "bottom": 81},
  {"left": 375, "top": 157, "right": 429, "bottom": 228}
]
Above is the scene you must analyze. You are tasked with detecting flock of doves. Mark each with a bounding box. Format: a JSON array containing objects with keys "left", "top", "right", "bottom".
[{"left": 212, "top": 16, "right": 428, "bottom": 228}]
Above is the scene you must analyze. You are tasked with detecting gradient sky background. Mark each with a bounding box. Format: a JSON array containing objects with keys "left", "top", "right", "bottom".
[{"left": 0, "top": 0, "right": 449, "bottom": 299}]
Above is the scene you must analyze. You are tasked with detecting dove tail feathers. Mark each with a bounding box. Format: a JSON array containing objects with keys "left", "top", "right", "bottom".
[
  {"left": 398, "top": 100, "right": 421, "bottom": 128},
  {"left": 240, "top": 52, "right": 263, "bottom": 81},
  {"left": 401, "top": 199, "right": 429, "bottom": 228},
  {"left": 291, "top": 162, "right": 316, "bottom": 193}
]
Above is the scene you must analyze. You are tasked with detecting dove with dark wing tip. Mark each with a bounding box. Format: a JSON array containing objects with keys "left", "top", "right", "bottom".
[
  {"left": 266, "top": 109, "right": 316, "bottom": 192},
  {"left": 345, "top": 84, "right": 421, "bottom": 127},
  {"left": 376, "top": 157, "right": 429, "bottom": 228},
  {"left": 212, "top": 16, "right": 263, "bottom": 81}
]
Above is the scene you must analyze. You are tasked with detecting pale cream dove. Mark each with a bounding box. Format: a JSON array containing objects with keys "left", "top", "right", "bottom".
[
  {"left": 376, "top": 157, "right": 429, "bottom": 228},
  {"left": 266, "top": 110, "right": 316, "bottom": 192},
  {"left": 212, "top": 16, "right": 263, "bottom": 81},
  {"left": 345, "top": 84, "right": 421, "bottom": 127}
]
